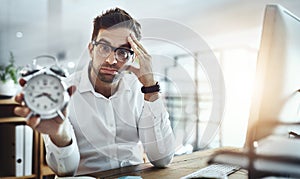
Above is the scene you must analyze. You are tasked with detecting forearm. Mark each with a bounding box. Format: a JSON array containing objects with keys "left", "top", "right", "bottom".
[
  {"left": 49, "top": 122, "right": 72, "bottom": 147},
  {"left": 43, "top": 120, "right": 80, "bottom": 176},
  {"left": 140, "top": 125, "right": 175, "bottom": 165},
  {"left": 138, "top": 98, "right": 176, "bottom": 166}
]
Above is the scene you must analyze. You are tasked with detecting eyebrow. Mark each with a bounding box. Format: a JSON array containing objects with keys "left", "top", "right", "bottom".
[{"left": 97, "top": 38, "right": 131, "bottom": 49}]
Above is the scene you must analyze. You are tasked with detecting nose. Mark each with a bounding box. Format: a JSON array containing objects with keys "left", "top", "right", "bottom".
[{"left": 105, "top": 52, "right": 117, "bottom": 65}]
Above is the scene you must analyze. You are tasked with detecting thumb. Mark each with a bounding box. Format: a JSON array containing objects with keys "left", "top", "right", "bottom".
[{"left": 124, "top": 65, "right": 139, "bottom": 77}]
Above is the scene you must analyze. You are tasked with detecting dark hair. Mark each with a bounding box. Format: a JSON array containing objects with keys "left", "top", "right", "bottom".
[{"left": 91, "top": 7, "right": 141, "bottom": 41}]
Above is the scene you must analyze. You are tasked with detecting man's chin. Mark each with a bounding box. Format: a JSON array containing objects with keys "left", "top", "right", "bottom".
[{"left": 98, "top": 74, "right": 121, "bottom": 83}]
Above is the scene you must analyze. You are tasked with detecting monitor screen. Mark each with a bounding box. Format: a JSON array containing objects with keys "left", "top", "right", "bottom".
[{"left": 245, "top": 4, "right": 300, "bottom": 146}]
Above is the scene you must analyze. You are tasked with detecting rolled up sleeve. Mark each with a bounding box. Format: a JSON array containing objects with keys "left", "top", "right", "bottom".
[
  {"left": 138, "top": 97, "right": 175, "bottom": 167},
  {"left": 43, "top": 120, "right": 80, "bottom": 176}
]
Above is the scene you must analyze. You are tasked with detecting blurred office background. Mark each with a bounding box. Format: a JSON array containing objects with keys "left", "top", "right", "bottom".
[{"left": 1, "top": 0, "right": 300, "bottom": 153}]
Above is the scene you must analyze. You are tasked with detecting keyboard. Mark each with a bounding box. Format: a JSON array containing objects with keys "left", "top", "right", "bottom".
[{"left": 180, "top": 163, "right": 240, "bottom": 179}]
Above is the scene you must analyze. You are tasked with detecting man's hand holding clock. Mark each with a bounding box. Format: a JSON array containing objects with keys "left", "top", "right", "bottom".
[
  {"left": 14, "top": 78, "right": 76, "bottom": 147},
  {"left": 14, "top": 55, "right": 76, "bottom": 147}
]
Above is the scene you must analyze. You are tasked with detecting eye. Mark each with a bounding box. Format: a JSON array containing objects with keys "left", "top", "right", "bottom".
[
  {"left": 99, "top": 44, "right": 111, "bottom": 53},
  {"left": 116, "top": 49, "right": 129, "bottom": 59}
]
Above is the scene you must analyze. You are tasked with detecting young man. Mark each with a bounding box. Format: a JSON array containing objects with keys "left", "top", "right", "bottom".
[{"left": 14, "top": 7, "right": 175, "bottom": 176}]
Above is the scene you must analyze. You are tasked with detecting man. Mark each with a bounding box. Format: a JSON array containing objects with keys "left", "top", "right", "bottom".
[{"left": 14, "top": 7, "right": 175, "bottom": 176}]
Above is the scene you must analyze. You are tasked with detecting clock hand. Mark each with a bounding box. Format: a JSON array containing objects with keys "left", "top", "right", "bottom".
[
  {"left": 44, "top": 93, "right": 58, "bottom": 103},
  {"left": 33, "top": 92, "right": 58, "bottom": 103},
  {"left": 34, "top": 93, "right": 45, "bottom": 98}
]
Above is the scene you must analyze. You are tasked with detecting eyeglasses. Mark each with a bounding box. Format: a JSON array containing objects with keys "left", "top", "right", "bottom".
[{"left": 92, "top": 40, "right": 134, "bottom": 62}]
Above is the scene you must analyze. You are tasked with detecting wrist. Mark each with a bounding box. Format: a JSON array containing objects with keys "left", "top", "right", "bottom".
[
  {"left": 144, "top": 92, "right": 159, "bottom": 102},
  {"left": 50, "top": 132, "right": 72, "bottom": 147},
  {"left": 141, "top": 82, "right": 160, "bottom": 94},
  {"left": 140, "top": 75, "right": 155, "bottom": 87},
  {"left": 50, "top": 122, "right": 72, "bottom": 147},
  {"left": 142, "top": 81, "right": 156, "bottom": 87}
]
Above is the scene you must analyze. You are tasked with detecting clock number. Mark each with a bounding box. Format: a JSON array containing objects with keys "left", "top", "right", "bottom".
[{"left": 43, "top": 79, "right": 48, "bottom": 86}]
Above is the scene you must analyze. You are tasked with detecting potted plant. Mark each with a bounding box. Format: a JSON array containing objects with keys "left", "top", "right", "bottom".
[{"left": 0, "top": 52, "right": 20, "bottom": 98}]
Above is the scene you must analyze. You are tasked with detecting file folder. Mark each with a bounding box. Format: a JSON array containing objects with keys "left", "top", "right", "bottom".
[{"left": 15, "top": 125, "right": 24, "bottom": 177}]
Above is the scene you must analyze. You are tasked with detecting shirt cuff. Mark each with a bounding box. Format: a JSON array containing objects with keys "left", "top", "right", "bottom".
[
  {"left": 43, "top": 133, "right": 77, "bottom": 158},
  {"left": 143, "top": 97, "right": 168, "bottom": 117},
  {"left": 139, "top": 97, "right": 169, "bottom": 129}
]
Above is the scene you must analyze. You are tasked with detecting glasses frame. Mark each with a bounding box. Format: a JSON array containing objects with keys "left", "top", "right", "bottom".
[{"left": 92, "top": 40, "right": 134, "bottom": 62}]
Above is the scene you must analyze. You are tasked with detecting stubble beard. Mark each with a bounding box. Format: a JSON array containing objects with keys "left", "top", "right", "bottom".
[{"left": 89, "top": 61, "right": 122, "bottom": 84}]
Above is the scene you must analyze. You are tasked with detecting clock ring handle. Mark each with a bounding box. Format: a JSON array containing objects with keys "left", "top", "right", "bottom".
[
  {"left": 21, "top": 55, "right": 58, "bottom": 77},
  {"left": 21, "top": 55, "right": 67, "bottom": 77},
  {"left": 33, "top": 54, "right": 58, "bottom": 67},
  {"left": 33, "top": 55, "right": 67, "bottom": 77}
]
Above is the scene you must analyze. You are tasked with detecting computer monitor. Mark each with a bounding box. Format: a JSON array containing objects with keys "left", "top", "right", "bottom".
[{"left": 245, "top": 4, "right": 300, "bottom": 146}]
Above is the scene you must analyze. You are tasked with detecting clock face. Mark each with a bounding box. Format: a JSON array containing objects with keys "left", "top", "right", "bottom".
[{"left": 24, "top": 74, "right": 66, "bottom": 116}]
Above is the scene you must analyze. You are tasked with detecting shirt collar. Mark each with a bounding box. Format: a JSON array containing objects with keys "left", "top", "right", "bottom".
[
  {"left": 78, "top": 63, "right": 94, "bottom": 94},
  {"left": 78, "top": 63, "right": 131, "bottom": 97}
]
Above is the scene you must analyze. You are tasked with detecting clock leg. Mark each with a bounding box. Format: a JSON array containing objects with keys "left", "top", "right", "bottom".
[
  {"left": 25, "top": 111, "right": 34, "bottom": 121},
  {"left": 57, "top": 110, "right": 66, "bottom": 121}
]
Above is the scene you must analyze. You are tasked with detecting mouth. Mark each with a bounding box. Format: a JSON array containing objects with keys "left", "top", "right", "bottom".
[{"left": 100, "top": 67, "right": 119, "bottom": 75}]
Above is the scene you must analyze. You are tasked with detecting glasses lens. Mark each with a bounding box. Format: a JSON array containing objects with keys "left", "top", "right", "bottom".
[
  {"left": 98, "top": 44, "right": 112, "bottom": 57},
  {"left": 95, "top": 42, "right": 132, "bottom": 62},
  {"left": 115, "top": 49, "right": 131, "bottom": 62}
]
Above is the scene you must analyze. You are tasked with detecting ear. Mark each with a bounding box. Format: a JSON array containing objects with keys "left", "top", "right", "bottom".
[{"left": 88, "top": 42, "right": 94, "bottom": 59}]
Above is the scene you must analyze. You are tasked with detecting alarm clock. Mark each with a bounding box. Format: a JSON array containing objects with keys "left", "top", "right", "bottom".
[{"left": 22, "top": 55, "right": 70, "bottom": 120}]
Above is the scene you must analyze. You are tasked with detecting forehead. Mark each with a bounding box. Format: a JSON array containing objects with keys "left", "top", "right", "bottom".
[{"left": 96, "top": 28, "right": 132, "bottom": 46}]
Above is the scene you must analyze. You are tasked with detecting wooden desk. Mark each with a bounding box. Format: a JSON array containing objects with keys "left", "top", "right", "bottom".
[{"left": 90, "top": 147, "right": 247, "bottom": 179}]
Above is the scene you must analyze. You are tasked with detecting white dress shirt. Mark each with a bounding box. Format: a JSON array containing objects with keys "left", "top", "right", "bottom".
[{"left": 43, "top": 64, "right": 176, "bottom": 176}]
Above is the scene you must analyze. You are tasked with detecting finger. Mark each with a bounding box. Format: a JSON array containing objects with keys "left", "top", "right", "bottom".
[
  {"left": 14, "top": 93, "right": 24, "bottom": 104},
  {"left": 14, "top": 106, "right": 31, "bottom": 117},
  {"left": 19, "top": 78, "right": 27, "bottom": 87},
  {"left": 67, "top": 85, "right": 76, "bottom": 96},
  {"left": 130, "top": 33, "right": 147, "bottom": 53},
  {"left": 128, "top": 36, "right": 146, "bottom": 55},
  {"left": 128, "top": 36, "right": 139, "bottom": 53},
  {"left": 26, "top": 116, "right": 41, "bottom": 129}
]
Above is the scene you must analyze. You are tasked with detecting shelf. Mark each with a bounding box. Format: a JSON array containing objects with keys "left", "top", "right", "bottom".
[
  {"left": 0, "top": 117, "right": 26, "bottom": 124},
  {"left": 0, "top": 97, "right": 55, "bottom": 179},
  {"left": 40, "top": 166, "right": 55, "bottom": 177},
  {"left": 0, "top": 175, "right": 36, "bottom": 179},
  {"left": 0, "top": 98, "right": 19, "bottom": 105},
  {"left": 0, "top": 98, "right": 21, "bottom": 119}
]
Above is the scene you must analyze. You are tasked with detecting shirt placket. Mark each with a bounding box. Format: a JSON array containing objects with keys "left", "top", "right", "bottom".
[{"left": 105, "top": 100, "right": 118, "bottom": 168}]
